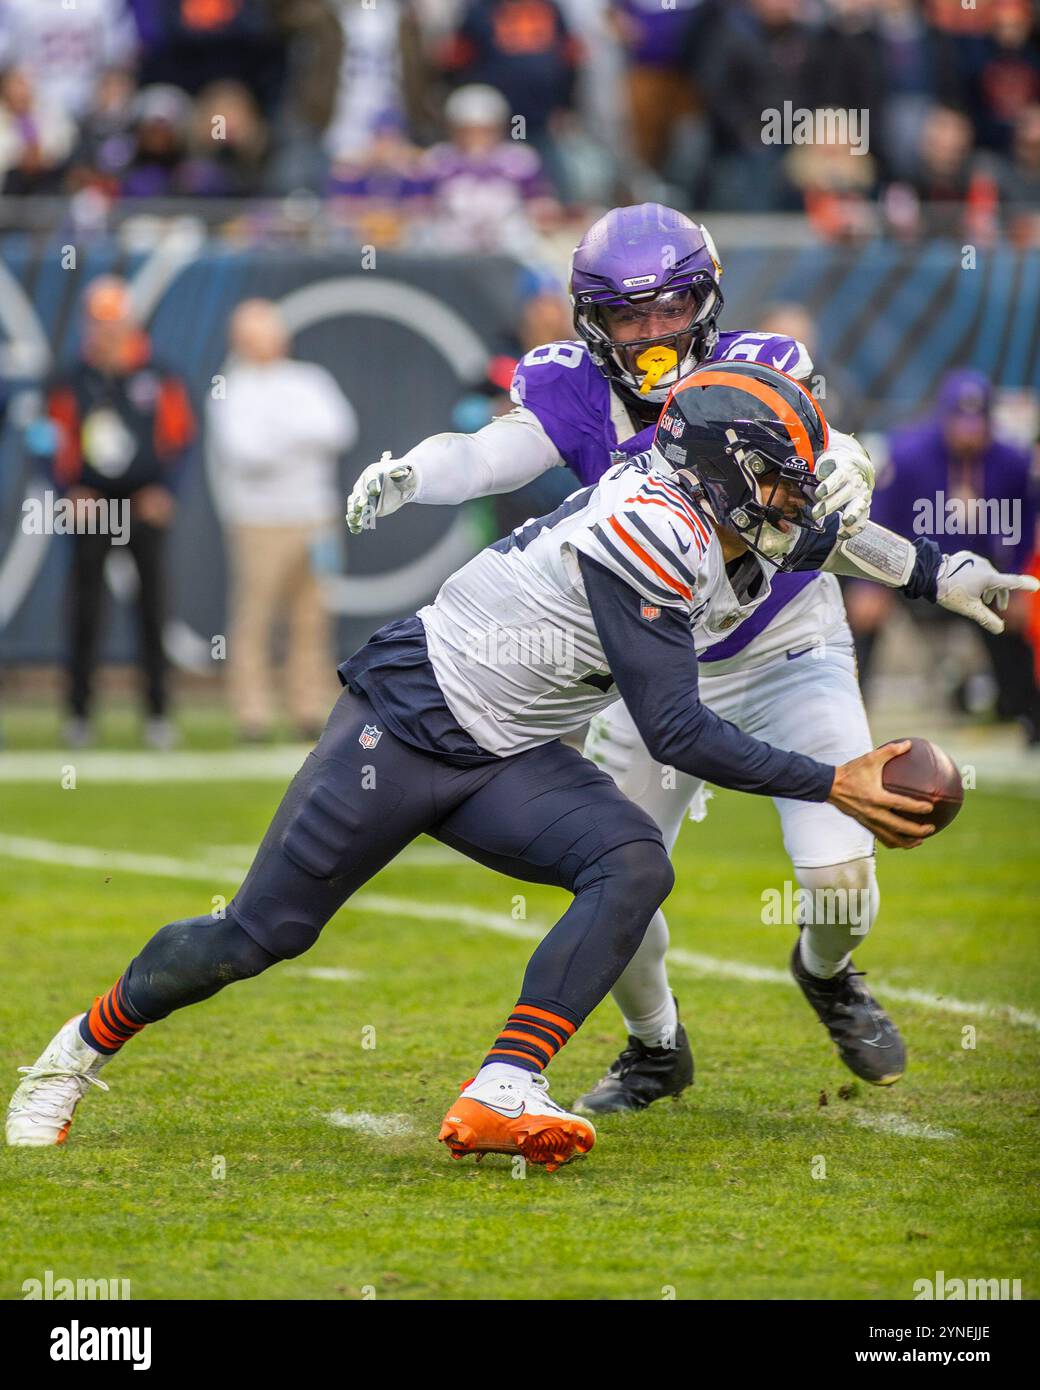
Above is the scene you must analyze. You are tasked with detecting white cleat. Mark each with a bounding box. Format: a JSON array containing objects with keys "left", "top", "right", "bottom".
[{"left": 6, "top": 1015, "right": 110, "bottom": 1147}]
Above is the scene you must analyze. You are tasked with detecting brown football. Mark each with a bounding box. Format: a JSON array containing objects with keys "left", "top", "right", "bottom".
[{"left": 880, "top": 738, "right": 965, "bottom": 832}]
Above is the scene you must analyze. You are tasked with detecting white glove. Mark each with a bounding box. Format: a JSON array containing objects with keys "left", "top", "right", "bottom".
[
  {"left": 810, "top": 437, "right": 875, "bottom": 538},
  {"left": 345, "top": 451, "right": 417, "bottom": 534},
  {"left": 936, "top": 550, "right": 1039, "bottom": 634}
]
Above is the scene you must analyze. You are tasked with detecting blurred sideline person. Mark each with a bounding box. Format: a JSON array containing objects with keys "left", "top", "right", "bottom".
[
  {"left": 848, "top": 368, "right": 1040, "bottom": 743},
  {"left": 210, "top": 299, "right": 357, "bottom": 743},
  {"left": 44, "top": 276, "right": 195, "bottom": 750},
  {"left": 347, "top": 203, "right": 1036, "bottom": 1116}
]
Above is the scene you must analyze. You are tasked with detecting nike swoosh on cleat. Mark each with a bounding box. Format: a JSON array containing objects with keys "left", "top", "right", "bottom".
[{"left": 472, "top": 1098, "right": 525, "bottom": 1119}]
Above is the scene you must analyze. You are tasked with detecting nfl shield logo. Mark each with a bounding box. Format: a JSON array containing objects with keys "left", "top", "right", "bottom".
[
  {"left": 358, "top": 724, "right": 382, "bottom": 750},
  {"left": 640, "top": 602, "right": 661, "bottom": 622}
]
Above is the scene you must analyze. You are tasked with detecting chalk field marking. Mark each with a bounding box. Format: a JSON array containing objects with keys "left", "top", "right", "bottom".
[
  {"left": 2, "top": 744, "right": 1037, "bottom": 791},
  {"left": 0, "top": 832, "right": 1037, "bottom": 1033},
  {"left": 667, "top": 948, "right": 1040, "bottom": 1032},
  {"left": 325, "top": 1111, "right": 414, "bottom": 1138},
  {"left": 0, "top": 749, "right": 310, "bottom": 783},
  {"left": 851, "top": 1113, "right": 957, "bottom": 1141},
  {"left": 286, "top": 967, "right": 363, "bottom": 983}
]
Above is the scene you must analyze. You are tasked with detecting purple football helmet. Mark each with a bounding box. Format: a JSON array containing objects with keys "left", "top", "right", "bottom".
[{"left": 570, "top": 203, "right": 724, "bottom": 421}]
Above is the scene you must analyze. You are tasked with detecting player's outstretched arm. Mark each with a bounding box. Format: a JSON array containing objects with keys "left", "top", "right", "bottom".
[
  {"left": 345, "top": 408, "right": 561, "bottom": 534},
  {"left": 822, "top": 523, "right": 1039, "bottom": 634}
]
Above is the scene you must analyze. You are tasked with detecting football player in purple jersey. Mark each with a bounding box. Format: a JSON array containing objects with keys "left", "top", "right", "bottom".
[{"left": 345, "top": 204, "right": 1013, "bottom": 1115}]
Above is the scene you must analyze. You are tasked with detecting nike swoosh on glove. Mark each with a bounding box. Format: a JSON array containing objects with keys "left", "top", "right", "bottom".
[{"left": 936, "top": 549, "right": 1040, "bottom": 634}]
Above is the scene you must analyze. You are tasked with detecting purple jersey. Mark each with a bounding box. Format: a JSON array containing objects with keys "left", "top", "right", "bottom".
[
  {"left": 613, "top": 0, "right": 702, "bottom": 69},
  {"left": 423, "top": 141, "right": 546, "bottom": 203},
  {"left": 509, "top": 331, "right": 813, "bottom": 485},
  {"left": 508, "top": 330, "right": 819, "bottom": 652}
]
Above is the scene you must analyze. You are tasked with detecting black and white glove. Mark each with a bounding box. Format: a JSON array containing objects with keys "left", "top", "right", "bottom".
[
  {"left": 936, "top": 550, "right": 1040, "bottom": 634},
  {"left": 345, "top": 451, "right": 417, "bottom": 534}
]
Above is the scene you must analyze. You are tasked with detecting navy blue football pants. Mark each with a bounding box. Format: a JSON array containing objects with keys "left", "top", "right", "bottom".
[{"left": 120, "top": 689, "right": 673, "bottom": 1032}]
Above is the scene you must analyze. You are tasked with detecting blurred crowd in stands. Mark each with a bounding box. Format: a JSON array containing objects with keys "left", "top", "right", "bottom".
[{"left": 1, "top": 0, "right": 1040, "bottom": 243}]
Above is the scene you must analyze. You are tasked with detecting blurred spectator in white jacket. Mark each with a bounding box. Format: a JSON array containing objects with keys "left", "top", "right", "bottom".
[
  {"left": 209, "top": 299, "right": 358, "bottom": 742},
  {"left": 0, "top": 0, "right": 137, "bottom": 120}
]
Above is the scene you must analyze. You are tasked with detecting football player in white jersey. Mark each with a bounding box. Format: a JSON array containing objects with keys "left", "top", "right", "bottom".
[
  {"left": 9, "top": 364, "right": 950, "bottom": 1171},
  {"left": 346, "top": 206, "right": 1036, "bottom": 1111}
]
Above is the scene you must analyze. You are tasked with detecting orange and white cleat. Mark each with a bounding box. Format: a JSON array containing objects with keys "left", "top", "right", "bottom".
[{"left": 439, "top": 1071, "right": 595, "bottom": 1172}]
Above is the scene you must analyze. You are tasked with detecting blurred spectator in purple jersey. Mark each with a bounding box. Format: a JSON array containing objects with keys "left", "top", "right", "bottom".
[
  {"left": 608, "top": 0, "right": 699, "bottom": 172},
  {"left": 848, "top": 368, "right": 1040, "bottom": 742},
  {"left": 440, "top": 0, "right": 578, "bottom": 142},
  {"left": 0, "top": 0, "right": 137, "bottom": 121},
  {"left": 423, "top": 83, "right": 557, "bottom": 253},
  {"left": 0, "top": 66, "right": 76, "bottom": 195},
  {"left": 328, "top": 111, "right": 434, "bottom": 246}
]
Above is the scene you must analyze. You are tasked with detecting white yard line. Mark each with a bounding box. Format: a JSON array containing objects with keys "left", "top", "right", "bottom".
[
  {"left": 851, "top": 1113, "right": 957, "bottom": 1141},
  {"left": 286, "top": 967, "right": 364, "bottom": 983},
  {"left": 667, "top": 948, "right": 1040, "bottom": 1033},
  {"left": 325, "top": 1111, "right": 415, "bottom": 1138},
  {"left": 1, "top": 744, "right": 1038, "bottom": 793},
  {"left": 0, "top": 749, "right": 309, "bottom": 783},
  {"left": 1, "top": 832, "right": 1037, "bottom": 1033}
]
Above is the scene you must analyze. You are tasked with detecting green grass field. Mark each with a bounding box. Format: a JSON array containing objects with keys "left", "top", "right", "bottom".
[{"left": 1, "top": 703, "right": 1038, "bottom": 1301}]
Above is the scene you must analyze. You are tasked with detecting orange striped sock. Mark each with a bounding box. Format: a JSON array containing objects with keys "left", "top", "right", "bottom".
[
  {"left": 482, "top": 1002, "right": 577, "bottom": 1075},
  {"left": 79, "top": 974, "right": 148, "bottom": 1055}
]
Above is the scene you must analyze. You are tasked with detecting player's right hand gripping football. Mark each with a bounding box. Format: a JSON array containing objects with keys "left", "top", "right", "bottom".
[
  {"left": 346, "top": 451, "right": 417, "bottom": 534},
  {"left": 827, "top": 741, "right": 935, "bottom": 849}
]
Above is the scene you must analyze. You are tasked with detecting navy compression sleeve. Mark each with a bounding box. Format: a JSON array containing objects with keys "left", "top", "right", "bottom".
[{"left": 578, "top": 553, "right": 835, "bottom": 802}]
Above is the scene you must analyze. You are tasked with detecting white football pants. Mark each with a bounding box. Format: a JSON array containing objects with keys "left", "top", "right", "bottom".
[{"left": 584, "top": 639, "right": 877, "bottom": 1039}]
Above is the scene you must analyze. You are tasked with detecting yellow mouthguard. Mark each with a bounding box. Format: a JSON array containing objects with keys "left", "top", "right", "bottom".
[{"left": 635, "top": 345, "right": 679, "bottom": 394}]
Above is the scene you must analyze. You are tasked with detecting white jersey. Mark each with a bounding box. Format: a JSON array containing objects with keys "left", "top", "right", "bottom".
[{"left": 418, "top": 455, "right": 783, "bottom": 756}]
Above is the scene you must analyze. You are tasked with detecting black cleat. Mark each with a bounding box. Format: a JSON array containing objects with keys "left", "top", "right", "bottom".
[
  {"left": 572, "top": 1015, "right": 694, "bottom": 1115},
  {"left": 790, "top": 940, "right": 906, "bottom": 1085}
]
